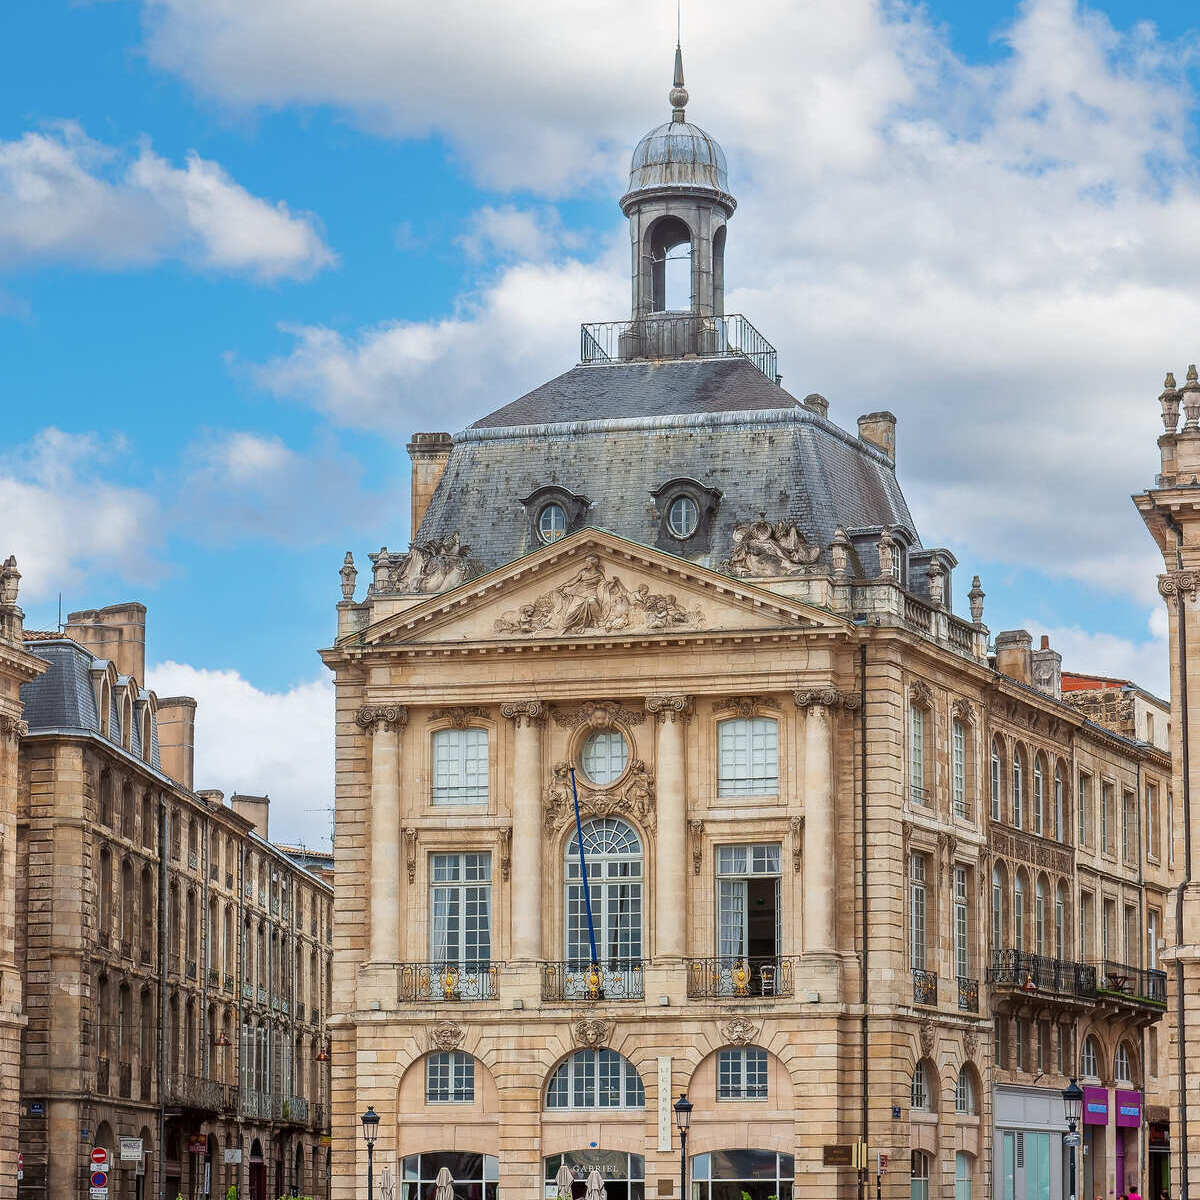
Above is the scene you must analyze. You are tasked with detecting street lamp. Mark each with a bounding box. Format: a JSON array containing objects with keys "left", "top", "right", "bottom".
[
  {"left": 674, "top": 1093, "right": 693, "bottom": 1200},
  {"left": 1062, "top": 1078, "right": 1084, "bottom": 1200},
  {"left": 361, "top": 1105, "right": 380, "bottom": 1200}
]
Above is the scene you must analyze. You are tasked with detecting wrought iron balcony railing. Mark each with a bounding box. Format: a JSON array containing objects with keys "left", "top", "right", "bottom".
[
  {"left": 165, "top": 1073, "right": 225, "bottom": 1113},
  {"left": 957, "top": 976, "right": 979, "bottom": 1013},
  {"left": 120, "top": 937, "right": 132, "bottom": 960},
  {"left": 242, "top": 982, "right": 253, "bottom": 1001},
  {"left": 541, "top": 960, "right": 645, "bottom": 1002},
  {"left": 397, "top": 961, "right": 500, "bottom": 1003},
  {"left": 224, "top": 973, "right": 235, "bottom": 993},
  {"left": 989, "top": 949, "right": 1096, "bottom": 1001},
  {"left": 912, "top": 969, "right": 938, "bottom": 1006},
  {"left": 207, "top": 968, "right": 220, "bottom": 988},
  {"left": 281, "top": 1095, "right": 309, "bottom": 1125},
  {"left": 580, "top": 313, "right": 778, "bottom": 382},
  {"left": 686, "top": 955, "right": 796, "bottom": 999},
  {"left": 1093, "top": 961, "right": 1167, "bottom": 1009}
]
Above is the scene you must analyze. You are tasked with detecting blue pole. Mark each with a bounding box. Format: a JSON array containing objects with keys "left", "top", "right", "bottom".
[{"left": 569, "top": 768, "right": 600, "bottom": 969}]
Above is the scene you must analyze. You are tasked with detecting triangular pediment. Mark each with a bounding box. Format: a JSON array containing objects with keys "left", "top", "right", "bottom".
[{"left": 360, "top": 530, "right": 847, "bottom": 649}]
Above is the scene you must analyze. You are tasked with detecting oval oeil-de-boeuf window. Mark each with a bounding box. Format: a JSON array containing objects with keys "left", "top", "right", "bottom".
[{"left": 667, "top": 495, "right": 698, "bottom": 538}]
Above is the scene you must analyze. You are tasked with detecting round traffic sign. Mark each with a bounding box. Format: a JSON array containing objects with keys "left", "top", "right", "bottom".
[
  {"left": 90, "top": 1171, "right": 108, "bottom": 1188},
  {"left": 91, "top": 1148, "right": 108, "bottom": 1165}
]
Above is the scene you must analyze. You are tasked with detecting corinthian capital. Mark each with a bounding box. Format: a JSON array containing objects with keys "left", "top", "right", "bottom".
[
  {"left": 355, "top": 703, "right": 409, "bottom": 735},
  {"left": 645, "top": 695, "right": 694, "bottom": 722},
  {"left": 499, "top": 700, "right": 546, "bottom": 727},
  {"left": 792, "top": 687, "right": 860, "bottom": 711},
  {"left": 0, "top": 713, "right": 27, "bottom": 744}
]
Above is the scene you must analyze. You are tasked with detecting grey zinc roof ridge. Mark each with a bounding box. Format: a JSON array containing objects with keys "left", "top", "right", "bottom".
[{"left": 457, "top": 404, "right": 895, "bottom": 470}]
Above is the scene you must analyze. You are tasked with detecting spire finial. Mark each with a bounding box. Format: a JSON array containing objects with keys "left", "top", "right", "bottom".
[{"left": 669, "top": 38, "right": 688, "bottom": 121}]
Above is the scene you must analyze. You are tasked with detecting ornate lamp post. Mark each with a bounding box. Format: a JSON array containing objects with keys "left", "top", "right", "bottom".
[
  {"left": 674, "top": 1093, "right": 693, "bottom": 1200},
  {"left": 1063, "top": 1078, "right": 1084, "bottom": 1200},
  {"left": 361, "top": 1104, "right": 380, "bottom": 1199}
]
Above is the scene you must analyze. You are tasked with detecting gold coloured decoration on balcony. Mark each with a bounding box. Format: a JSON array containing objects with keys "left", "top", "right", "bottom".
[
  {"left": 440, "top": 964, "right": 461, "bottom": 1000},
  {"left": 732, "top": 960, "right": 750, "bottom": 997}
]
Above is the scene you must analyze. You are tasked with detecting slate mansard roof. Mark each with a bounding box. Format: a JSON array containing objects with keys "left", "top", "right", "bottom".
[
  {"left": 416, "top": 356, "right": 920, "bottom": 574},
  {"left": 19, "top": 635, "right": 162, "bottom": 770}
]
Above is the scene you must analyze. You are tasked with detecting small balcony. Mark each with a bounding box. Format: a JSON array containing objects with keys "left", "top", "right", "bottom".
[
  {"left": 257, "top": 985, "right": 268, "bottom": 1005},
  {"left": 686, "top": 956, "right": 796, "bottom": 1000},
  {"left": 989, "top": 949, "right": 1096, "bottom": 1004},
  {"left": 207, "top": 968, "right": 219, "bottom": 988},
  {"left": 912, "top": 969, "right": 938, "bottom": 1006},
  {"left": 1093, "top": 961, "right": 1167, "bottom": 1012},
  {"left": 542, "top": 960, "right": 644, "bottom": 1003},
  {"left": 957, "top": 976, "right": 980, "bottom": 1013},
  {"left": 397, "top": 961, "right": 500, "bottom": 1003},
  {"left": 580, "top": 313, "right": 778, "bottom": 382},
  {"left": 120, "top": 937, "right": 132, "bottom": 960},
  {"left": 165, "top": 1073, "right": 224, "bottom": 1114},
  {"left": 281, "top": 1095, "right": 309, "bottom": 1126},
  {"left": 242, "top": 982, "right": 253, "bottom": 1001},
  {"left": 224, "top": 973, "right": 235, "bottom": 993}
]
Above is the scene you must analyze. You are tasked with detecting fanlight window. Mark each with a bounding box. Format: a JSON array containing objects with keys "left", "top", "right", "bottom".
[
  {"left": 546, "top": 1050, "right": 645, "bottom": 1109},
  {"left": 565, "top": 819, "right": 642, "bottom": 964}
]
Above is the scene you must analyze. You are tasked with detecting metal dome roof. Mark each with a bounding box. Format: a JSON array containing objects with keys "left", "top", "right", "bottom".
[{"left": 625, "top": 119, "right": 730, "bottom": 198}]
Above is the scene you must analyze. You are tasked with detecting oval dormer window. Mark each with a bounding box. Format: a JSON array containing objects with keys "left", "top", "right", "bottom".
[
  {"left": 667, "top": 495, "right": 698, "bottom": 540},
  {"left": 538, "top": 503, "right": 567, "bottom": 544}
]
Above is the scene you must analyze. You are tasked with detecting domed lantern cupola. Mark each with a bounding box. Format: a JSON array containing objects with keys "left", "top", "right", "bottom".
[{"left": 621, "top": 44, "right": 735, "bottom": 325}]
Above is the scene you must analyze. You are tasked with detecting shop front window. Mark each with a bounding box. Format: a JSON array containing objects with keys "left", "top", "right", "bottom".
[
  {"left": 402, "top": 1153, "right": 498, "bottom": 1200},
  {"left": 690, "top": 1150, "right": 794, "bottom": 1200},
  {"left": 544, "top": 1151, "right": 644, "bottom": 1200}
]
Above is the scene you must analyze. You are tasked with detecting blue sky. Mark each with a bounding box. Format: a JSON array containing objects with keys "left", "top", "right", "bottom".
[{"left": 3, "top": 0, "right": 1199, "bottom": 845}]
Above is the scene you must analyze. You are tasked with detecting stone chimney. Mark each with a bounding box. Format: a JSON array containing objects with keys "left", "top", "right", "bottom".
[
  {"left": 232, "top": 793, "right": 270, "bottom": 841},
  {"left": 156, "top": 696, "right": 196, "bottom": 790},
  {"left": 65, "top": 602, "right": 146, "bottom": 681},
  {"left": 995, "top": 629, "right": 1034, "bottom": 686},
  {"left": 407, "top": 433, "right": 454, "bottom": 541},
  {"left": 857, "top": 411, "right": 897, "bottom": 462},
  {"left": 1031, "top": 634, "right": 1063, "bottom": 700},
  {"left": 803, "top": 393, "right": 829, "bottom": 418}
]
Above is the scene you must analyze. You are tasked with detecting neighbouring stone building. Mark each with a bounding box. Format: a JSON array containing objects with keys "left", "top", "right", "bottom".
[
  {"left": 8, "top": 599, "right": 333, "bottom": 1200},
  {"left": 324, "top": 47, "right": 1183, "bottom": 1200}
]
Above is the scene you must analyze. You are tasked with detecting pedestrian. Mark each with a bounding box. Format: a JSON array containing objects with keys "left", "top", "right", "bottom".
[{"left": 1128, "top": 1185, "right": 1142, "bottom": 1200}]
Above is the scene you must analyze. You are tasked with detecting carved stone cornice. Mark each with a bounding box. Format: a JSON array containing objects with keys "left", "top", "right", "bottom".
[
  {"left": 356, "top": 704, "right": 409, "bottom": 735},
  {"left": 544, "top": 760, "right": 656, "bottom": 833},
  {"left": 430, "top": 706, "right": 490, "bottom": 730},
  {"left": 792, "top": 687, "right": 861, "bottom": 711},
  {"left": 688, "top": 820, "right": 704, "bottom": 875},
  {"left": 789, "top": 815, "right": 805, "bottom": 872},
  {"left": 1159, "top": 570, "right": 1199, "bottom": 607},
  {"left": 551, "top": 700, "right": 644, "bottom": 730},
  {"left": 714, "top": 695, "right": 779, "bottom": 720},
  {"left": 499, "top": 700, "right": 546, "bottom": 727},
  {"left": 0, "top": 713, "right": 27, "bottom": 745},
  {"left": 402, "top": 827, "right": 418, "bottom": 883},
  {"left": 645, "top": 695, "right": 693, "bottom": 723}
]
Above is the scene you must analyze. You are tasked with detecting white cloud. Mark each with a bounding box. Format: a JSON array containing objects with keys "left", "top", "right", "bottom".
[
  {"left": 457, "top": 205, "right": 582, "bottom": 262},
  {"left": 0, "top": 123, "right": 334, "bottom": 279},
  {"left": 1021, "top": 615, "right": 1170, "bottom": 699},
  {"left": 148, "top": 660, "right": 334, "bottom": 850},
  {"left": 225, "top": 0, "right": 1199, "bottom": 625}
]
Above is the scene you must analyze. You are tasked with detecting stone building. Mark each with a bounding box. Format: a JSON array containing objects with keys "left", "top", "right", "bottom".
[
  {"left": 1135, "top": 369, "right": 1200, "bottom": 1200},
  {"left": 10, "top": 601, "right": 333, "bottom": 1200},
  {"left": 324, "top": 48, "right": 1181, "bottom": 1200}
]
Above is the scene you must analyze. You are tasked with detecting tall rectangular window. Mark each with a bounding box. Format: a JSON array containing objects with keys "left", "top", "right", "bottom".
[
  {"left": 1033, "top": 762, "right": 1044, "bottom": 836},
  {"left": 429, "top": 852, "right": 491, "bottom": 967},
  {"left": 1124, "top": 904, "right": 1138, "bottom": 966},
  {"left": 1054, "top": 769, "right": 1064, "bottom": 842},
  {"left": 909, "top": 705, "right": 926, "bottom": 801},
  {"left": 432, "top": 728, "right": 489, "bottom": 805},
  {"left": 1079, "top": 891, "right": 1092, "bottom": 962},
  {"left": 1078, "top": 773, "right": 1090, "bottom": 846},
  {"left": 952, "top": 720, "right": 967, "bottom": 820},
  {"left": 909, "top": 854, "right": 927, "bottom": 972},
  {"left": 717, "top": 718, "right": 779, "bottom": 797},
  {"left": 1148, "top": 909, "right": 1159, "bottom": 970},
  {"left": 954, "top": 866, "right": 970, "bottom": 980},
  {"left": 1012, "top": 758, "right": 1023, "bottom": 829},
  {"left": 1101, "top": 782, "right": 1113, "bottom": 855},
  {"left": 1122, "top": 792, "right": 1136, "bottom": 864},
  {"left": 1170, "top": 791, "right": 1176, "bottom": 868},
  {"left": 1102, "top": 899, "right": 1115, "bottom": 962},
  {"left": 715, "top": 844, "right": 781, "bottom": 964},
  {"left": 1146, "top": 783, "right": 1160, "bottom": 860},
  {"left": 991, "top": 747, "right": 1002, "bottom": 822}
]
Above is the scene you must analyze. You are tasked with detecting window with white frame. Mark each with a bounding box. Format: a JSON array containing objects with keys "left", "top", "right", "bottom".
[
  {"left": 425, "top": 1052, "right": 475, "bottom": 1103},
  {"left": 1013, "top": 876, "right": 1025, "bottom": 953},
  {"left": 911, "top": 1152, "right": 931, "bottom": 1200},
  {"left": 955, "top": 1068, "right": 975, "bottom": 1114},
  {"left": 909, "top": 704, "right": 926, "bottom": 801},
  {"left": 952, "top": 719, "right": 967, "bottom": 820},
  {"left": 1054, "top": 766, "right": 1065, "bottom": 842},
  {"left": 1012, "top": 753, "right": 1024, "bottom": 829},
  {"left": 955, "top": 1153, "right": 973, "bottom": 1200},
  {"left": 716, "top": 1047, "right": 768, "bottom": 1100},
  {"left": 1034, "top": 878, "right": 1046, "bottom": 957},
  {"left": 991, "top": 867, "right": 1004, "bottom": 950},
  {"left": 565, "top": 819, "right": 642, "bottom": 964},
  {"left": 1147, "top": 782, "right": 1160, "bottom": 860},
  {"left": 1149, "top": 909, "right": 1159, "bottom": 970},
  {"left": 1081, "top": 1036, "right": 1099, "bottom": 1078},
  {"left": 909, "top": 854, "right": 927, "bottom": 972},
  {"left": 954, "top": 866, "right": 970, "bottom": 981},
  {"left": 991, "top": 743, "right": 1002, "bottom": 822},
  {"left": 716, "top": 718, "right": 779, "bottom": 797},
  {"left": 1033, "top": 759, "right": 1044, "bottom": 836},
  {"left": 911, "top": 1061, "right": 930, "bottom": 1110},
  {"left": 1115, "top": 1042, "right": 1133, "bottom": 1083},
  {"left": 430, "top": 853, "right": 491, "bottom": 969},
  {"left": 1078, "top": 772, "right": 1090, "bottom": 846},
  {"left": 545, "top": 1049, "right": 645, "bottom": 1109},
  {"left": 1123, "top": 792, "right": 1137, "bottom": 864},
  {"left": 1055, "top": 884, "right": 1067, "bottom": 958},
  {"left": 432, "top": 728, "right": 489, "bottom": 805},
  {"left": 715, "top": 843, "right": 781, "bottom": 966}
]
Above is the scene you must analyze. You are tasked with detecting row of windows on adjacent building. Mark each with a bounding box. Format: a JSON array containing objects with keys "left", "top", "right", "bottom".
[
  {"left": 991, "top": 1019, "right": 1146, "bottom": 1087},
  {"left": 908, "top": 706, "right": 1171, "bottom": 866},
  {"left": 430, "top": 718, "right": 779, "bottom": 806}
]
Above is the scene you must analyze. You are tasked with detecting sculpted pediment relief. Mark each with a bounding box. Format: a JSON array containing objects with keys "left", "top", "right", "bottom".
[{"left": 360, "top": 532, "right": 842, "bottom": 648}]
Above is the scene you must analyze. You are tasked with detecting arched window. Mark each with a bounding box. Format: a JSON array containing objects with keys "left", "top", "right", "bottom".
[
  {"left": 992, "top": 864, "right": 1006, "bottom": 950},
  {"left": 1034, "top": 877, "right": 1047, "bottom": 957},
  {"left": 187, "top": 819, "right": 198, "bottom": 867},
  {"left": 118, "top": 983, "right": 131, "bottom": 1061},
  {"left": 955, "top": 1153, "right": 974, "bottom": 1200},
  {"left": 546, "top": 1049, "right": 645, "bottom": 1109},
  {"left": 121, "top": 783, "right": 135, "bottom": 839},
  {"left": 1055, "top": 883, "right": 1068, "bottom": 958},
  {"left": 1081, "top": 1035, "right": 1100, "bottom": 1079},
  {"left": 141, "top": 706, "right": 152, "bottom": 763},
  {"left": 98, "top": 848, "right": 113, "bottom": 942},
  {"left": 1013, "top": 875, "right": 1026, "bottom": 953},
  {"left": 1012, "top": 748, "right": 1025, "bottom": 828},
  {"left": 716, "top": 1046, "right": 768, "bottom": 1100},
  {"left": 1033, "top": 756, "right": 1045, "bottom": 836},
  {"left": 1115, "top": 1041, "right": 1134, "bottom": 1083},
  {"left": 99, "top": 770, "right": 113, "bottom": 827},
  {"left": 141, "top": 792, "right": 155, "bottom": 850},
  {"left": 425, "top": 1051, "right": 475, "bottom": 1103},
  {"left": 990, "top": 740, "right": 1004, "bottom": 822},
  {"left": 121, "top": 858, "right": 135, "bottom": 946},
  {"left": 432, "top": 727, "right": 489, "bottom": 805},
  {"left": 955, "top": 1066, "right": 976, "bottom": 1114},
  {"left": 139, "top": 988, "right": 154, "bottom": 1071},
  {"left": 717, "top": 717, "right": 779, "bottom": 797},
  {"left": 99, "top": 679, "right": 111, "bottom": 737},
  {"left": 224, "top": 906, "right": 234, "bottom": 977},
  {"left": 911, "top": 1060, "right": 931, "bottom": 1111},
  {"left": 648, "top": 216, "right": 693, "bottom": 313},
  {"left": 1054, "top": 765, "right": 1066, "bottom": 842},
  {"left": 911, "top": 1151, "right": 931, "bottom": 1200},
  {"left": 565, "top": 819, "right": 642, "bottom": 964}
]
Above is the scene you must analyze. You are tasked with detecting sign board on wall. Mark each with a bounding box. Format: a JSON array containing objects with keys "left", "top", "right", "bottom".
[
  {"left": 224, "top": 1149, "right": 242, "bottom": 1165},
  {"left": 1083, "top": 1086, "right": 1109, "bottom": 1125},
  {"left": 119, "top": 1138, "right": 143, "bottom": 1164},
  {"left": 1116, "top": 1090, "right": 1142, "bottom": 1128}
]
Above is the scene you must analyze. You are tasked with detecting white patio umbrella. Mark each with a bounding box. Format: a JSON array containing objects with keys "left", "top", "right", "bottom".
[
  {"left": 555, "top": 1164, "right": 574, "bottom": 1200},
  {"left": 585, "top": 1169, "right": 606, "bottom": 1200},
  {"left": 434, "top": 1166, "right": 455, "bottom": 1200}
]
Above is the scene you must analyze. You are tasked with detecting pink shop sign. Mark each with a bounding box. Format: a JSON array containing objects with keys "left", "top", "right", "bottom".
[
  {"left": 1083, "top": 1086, "right": 1109, "bottom": 1125},
  {"left": 1116, "top": 1090, "right": 1142, "bottom": 1128}
]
